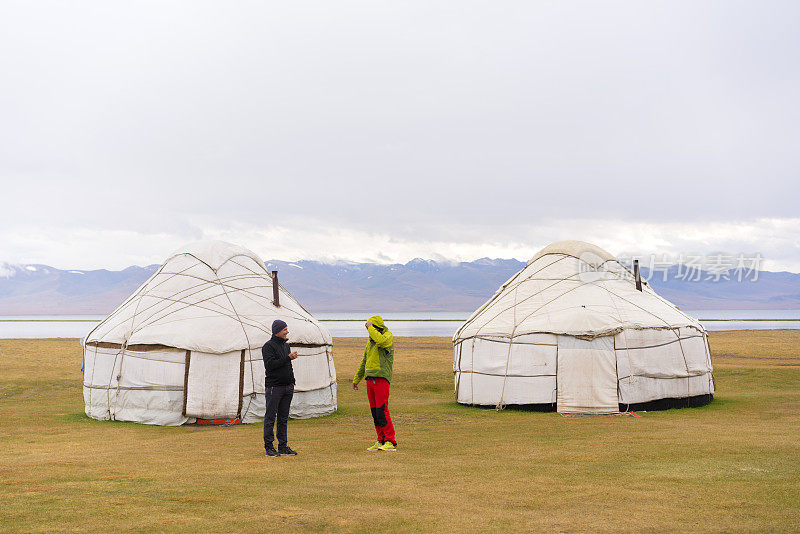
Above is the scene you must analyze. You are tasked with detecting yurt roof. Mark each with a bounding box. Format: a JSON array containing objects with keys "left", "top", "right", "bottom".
[
  {"left": 169, "top": 240, "right": 266, "bottom": 271},
  {"left": 527, "top": 240, "right": 617, "bottom": 264},
  {"left": 455, "top": 240, "right": 703, "bottom": 342},
  {"left": 85, "top": 241, "right": 331, "bottom": 352}
]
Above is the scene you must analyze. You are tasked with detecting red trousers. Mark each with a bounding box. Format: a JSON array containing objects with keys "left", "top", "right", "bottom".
[{"left": 366, "top": 377, "right": 395, "bottom": 444}]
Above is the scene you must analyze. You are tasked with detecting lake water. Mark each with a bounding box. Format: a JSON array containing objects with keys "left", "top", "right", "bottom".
[{"left": 0, "top": 310, "right": 798, "bottom": 339}]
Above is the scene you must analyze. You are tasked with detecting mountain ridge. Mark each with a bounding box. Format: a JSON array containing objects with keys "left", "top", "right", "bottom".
[{"left": 1, "top": 259, "right": 798, "bottom": 314}]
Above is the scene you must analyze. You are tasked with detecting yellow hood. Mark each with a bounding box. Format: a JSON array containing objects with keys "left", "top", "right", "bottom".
[{"left": 369, "top": 315, "right": 386, "bottom": 330}]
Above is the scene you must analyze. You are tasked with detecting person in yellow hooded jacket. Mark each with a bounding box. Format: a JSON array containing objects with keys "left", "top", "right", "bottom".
[{"left": 352, "top": 315, "right": 396, "bottom": 451}]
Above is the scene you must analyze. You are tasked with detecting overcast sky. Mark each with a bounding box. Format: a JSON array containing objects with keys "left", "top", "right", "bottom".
[{"left": 1, "top": 1, "right": 798, "bottom": 271}]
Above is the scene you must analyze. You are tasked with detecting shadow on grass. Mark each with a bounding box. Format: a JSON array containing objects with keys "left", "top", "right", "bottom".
[
  {"left": 417, "top": 383, "right": 449, "bottom": 394},
  {"left": 291, "top": 405, "right": 352, "bottom": 424},
  {"left": 55, "top": 405, "right": 350, "bottom": 428},
  {"left": 56, "top": 412, "right": 188, "bottom": 430},
  {"left": 56, "top": 412, "right": 99, "bottom": 424},
  {"left": 443, "top": 397, "right": 737, "bottom": 418},
  {"left": 445, "top": 400, "right": 555, "bottom": 417}
]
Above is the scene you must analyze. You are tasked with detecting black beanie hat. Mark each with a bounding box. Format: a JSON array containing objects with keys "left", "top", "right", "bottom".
[{"left": 272, "top": 319, "right": 287, "bottom": 335}]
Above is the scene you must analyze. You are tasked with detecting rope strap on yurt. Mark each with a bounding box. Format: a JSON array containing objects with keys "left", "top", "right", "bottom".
[
  {"left": 496, "top": 286, "right": 520, "bottom": 410},
  {"left": 182, "top": 350, "right": 191, "bottom": 416},
  {"left": 237, "top": 349, "right": 245, "bottom": 419}
]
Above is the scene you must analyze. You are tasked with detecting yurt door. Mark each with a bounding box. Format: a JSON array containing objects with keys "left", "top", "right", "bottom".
[
  {"left": 183, "top": 350, "right": 243, "bottom": 419},
  {"left": 556, "top": 336, "right": 618, "bottom": 414}
]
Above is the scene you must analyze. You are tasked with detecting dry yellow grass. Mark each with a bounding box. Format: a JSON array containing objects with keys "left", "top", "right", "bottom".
[
  {"left": 1, "top": 332, "right": 799, "bottom": 533},
  {"left": 709, "top": 329, "right": 800, "bottom": 367}
]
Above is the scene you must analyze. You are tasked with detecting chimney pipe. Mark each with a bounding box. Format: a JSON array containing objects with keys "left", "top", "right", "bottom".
[
  {"left": 633, "top": 260, "right": 642, "bottom": 291},
  {"left": 272, "top": 270, "right": 280, "bottom": 307}
]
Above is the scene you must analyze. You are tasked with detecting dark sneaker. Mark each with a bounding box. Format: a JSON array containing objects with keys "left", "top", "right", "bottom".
[
  {"left": 278, "top": 445, "right": 297, "bottom": 456},
  {"left": 265, "top": 447, "right": 280, "bottom": 457}
]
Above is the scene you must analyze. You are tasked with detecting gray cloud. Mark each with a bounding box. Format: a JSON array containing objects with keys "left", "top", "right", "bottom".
[{"left": 1, "top": 1, "right": 798, "bottom": 269}]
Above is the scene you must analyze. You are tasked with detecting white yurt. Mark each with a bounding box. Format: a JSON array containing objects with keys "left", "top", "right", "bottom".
[
  {"left": 83, "top": 241, "right": 336, "bottom": 425},
  {"left": 453, "top": 241, "right": 714, "bottom": 414}
]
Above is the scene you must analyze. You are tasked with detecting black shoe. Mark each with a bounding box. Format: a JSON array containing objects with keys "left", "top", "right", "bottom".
[
  {"left": 278, "top": 445, "right": 297, "bottom": 456},
  {"left": 265, "top": 447, "right": 280, "bottom": 457}
]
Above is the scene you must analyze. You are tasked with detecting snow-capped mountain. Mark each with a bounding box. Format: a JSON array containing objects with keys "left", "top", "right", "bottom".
[{"left": 0, "top": 263, "right": 159, "bottom": 314}]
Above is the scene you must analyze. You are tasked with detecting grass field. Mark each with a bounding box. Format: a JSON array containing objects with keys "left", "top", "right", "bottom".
[{"left": 1, "top": 331, "right": 799, "bottom": 533}]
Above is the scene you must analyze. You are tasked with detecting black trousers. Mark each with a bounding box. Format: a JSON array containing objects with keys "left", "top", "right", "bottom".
[{"left": 264, "top": 384, "right": 294, "bottom": 449}]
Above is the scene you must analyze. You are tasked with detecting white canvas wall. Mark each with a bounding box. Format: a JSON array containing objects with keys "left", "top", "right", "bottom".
[
  {"left": 615, "top": 327, "right": 714, "bottom": 406},
  {"left": 453, "top": 328, "right": 714, "bottom": 413},
  {"left": 83, "top": 343, "right": 338, "bottom": 424},
  {"left": 83, "top": 345, "right": 188, "bottom": 426},
  {"left": 240, "top": 346, "right": 337, "bottom": 420},
  {"left": 454, "top": 334, "right": 557, "bottom": 405}
]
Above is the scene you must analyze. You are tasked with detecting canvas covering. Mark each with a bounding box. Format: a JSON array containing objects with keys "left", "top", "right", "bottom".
[
  {"left": 453, "top": 240, "right": 714, "bottom": 413},
  {"left": 83, "top": 240, "right": 337, "bottom": 425}
]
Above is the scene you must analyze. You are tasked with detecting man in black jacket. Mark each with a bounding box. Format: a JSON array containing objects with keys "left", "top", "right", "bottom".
[{"left": 262, "top": 319, "right": 298, "bottom": 457}]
